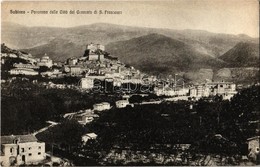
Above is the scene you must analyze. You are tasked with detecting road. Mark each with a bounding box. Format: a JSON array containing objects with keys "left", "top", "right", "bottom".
[
  {"left": 33, "top": 121, "right": 59, "bottom": 136},
  {"left": 137, "top": 96, "right": 190, "bottom": 105}
]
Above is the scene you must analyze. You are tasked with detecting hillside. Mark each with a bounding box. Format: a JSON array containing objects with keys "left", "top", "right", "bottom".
[
  {"left": 2, "top": 22, "right": 259, "bottom": 83},
  {"left": 159, "top": 29, "right": 258, "bottom": 57},
  {"left": 106, "top": 33, "right": 226, "bottom": 75},
  {"left": 219, "top": 42, "right": 259, "bottom": 67},
  {"left": 3, "top": 22, "right": 258, "bottom": 58},
  {"left": 22, "top": 38, "right": 85, "bottom": 62},
  {"left": 213, "top": 67, "right": 259, "bottom": 84},
  {"left": 2, "top": 22, "right": 151, "bottom": 50},
  {"left": 1, "top": 22, "right": 64, "bottom": 49}
]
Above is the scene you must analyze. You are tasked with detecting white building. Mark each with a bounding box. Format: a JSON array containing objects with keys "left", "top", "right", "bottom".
[
  {"left": 115, "top": 100, "right": 130, "bottom": 108},
  {"left": 69, "top": 66, "right": 82, "bottom": 76},
  {"left": 89, "top": 54, "right": 104, "bottom": 61},
  {"left": 154, "top": 87, "right": 188, "bottom": 97},
  {"left": 37, "top": 54, "right": 53, "bottom": 68},
  {"left": 74, "top": 110, "right": 99, "bottom": 124},
  {"left": 188, "top": 82, "right": 237, "bottom": 100},
  {"left": 82, "top": 133, "right": 98, "bottom": 144},
  {"left": 81, "top": 77, "right": 94, "bottom": 89},
  {"left": 9, "top": 68, "right": 38, "bottom": 76},
  {"left": 93, "top": 102, "right": 110, "bottom": 111},
  {"left": 207, "top": 82, "right": 237, "bottom": 100},
  {"left": 189, "top": 88, "right": 197, "bottom": 97},
  {"left": 197, "top": 85, "right": 203, "bottom": 97},
  {"left": 164, "top": 89, "right": 176, "bottom": 96},
  {"left": 13, "top": 63, "right": 39, "bottom": 69},
  {"left": 0, "top": 53, "right": 17, "bottom": 58},
  {"left": 154, "top": 87, "right": 166, "bottom": 96},
  {"left": 19, "top": 54, "right": 37, "bottom": 64},
  {"left": 87, "top": 43, "right": 105, "bottom": 52},
  {"left": 247, "top": 136, "right": 260, "bottom": 162},
  {"left": 105, "top": 72, "right": 123, "bottom": 79},
  {"left": 66, "top": 58, "right": 78, "bottom": 65},
  {"left": 41, "top": 69, "right": 62, "bottom": 77},
  {"left": 85, "top": 43, "right": 105, "bottom": 61},
  {"left": 0, "top": 135, "right": 46, "bottom": 166}
]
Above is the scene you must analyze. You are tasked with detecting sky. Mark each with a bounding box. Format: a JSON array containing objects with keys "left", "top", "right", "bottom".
[{"left": 1, "top": 0, "right": 259, "bottom": 37}]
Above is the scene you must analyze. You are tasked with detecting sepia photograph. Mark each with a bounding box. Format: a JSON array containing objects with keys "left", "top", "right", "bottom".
[{"left": 1, "top": 0, "right": 259, "bottom": 166}]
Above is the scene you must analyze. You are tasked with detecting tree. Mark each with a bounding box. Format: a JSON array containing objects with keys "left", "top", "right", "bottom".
[
  {"left": 38, "top": 120, "right": 85, "bottom": 152},
  {"left": 129, "top": 95, "right": 143, "bottom": 103},
  {"left": 38, "top": 66, "right": 50, "bottom": 73}
]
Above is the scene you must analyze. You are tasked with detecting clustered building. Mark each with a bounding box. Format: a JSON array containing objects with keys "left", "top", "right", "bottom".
[
  {"left": 154, "top": 81, "right": 237, "bottom": 100},
  {"left": 1, "top": 43, "right": 239, "bottom": 100},
  {"left": 1, "top": 43, "right": 57, "bottom": 76},
  {"left": 189, "top": 81, "right": 237, "bottom": 100},
  {"left": 1, "top": 42, "right": 258, "bottom": 165}
]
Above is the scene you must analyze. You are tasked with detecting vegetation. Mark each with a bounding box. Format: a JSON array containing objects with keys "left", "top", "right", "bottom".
[
  {"left": 36, "top": 120, "right": 85, "bottom": 151},
  {"left": 1, "top": 78, "right": 121, "bottom": 135},
  {"left": 1, "top": 57, "right": 29, "bottom": 71},
  {"left": 84, "top": 86, "right": 260, "bottom": 155},
  {"left": 219, "top": 42, "right": 259, "bottom": 67},
  {"left": 1, "top": 75, "right": 259, "bottom": 164}
]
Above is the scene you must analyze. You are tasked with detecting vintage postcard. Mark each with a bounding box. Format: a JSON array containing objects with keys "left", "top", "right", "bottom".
[{"left": 1, "top": 0, "right": 259, "bottom": 166}]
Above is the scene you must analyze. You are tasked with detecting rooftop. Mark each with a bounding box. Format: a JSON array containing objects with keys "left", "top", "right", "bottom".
[
  {"left": 247, "top": 136, "right": 260, "bottom": 141},
  {"left": 83, "top": 133, "right": 97, "bottom": 138},
  {"left": 1, "top": 134, "right": 38, "bottom": 144},
  {"left": 94, "top": 102, "right": 110, "bottom": 106},
  {"left": 11, "top": 68, "right": 38, "bottom": 72},
  {"left": 116, "top": 100, "right": 129, "bottom": 103}
]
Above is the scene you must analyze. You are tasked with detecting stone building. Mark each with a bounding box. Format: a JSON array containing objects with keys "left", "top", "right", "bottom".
[
  {"left": 82, "top": 133, "right": 98, "bottom": 144},
  {"left": 87, "top": 43, "right": 105, "bottom": 52},
  {"left": 69, "top": 66, "right": 82, "bottom": 76},
  {"left": 0, "top": 135, "right": 46, "bottom": 166},
  {"left": 66, "top": 58, "right": 78, "bottom": 65},
  {"left": 83, "top": 43, "right": 105, "bottom": 61},
  {"left": 115, "top": 100, "right": 130, "bottom": 108},
  {"left": 37, "top": 54, "right": 53, "bottom": 68},
  {"left": 93, "top": 102, "right": 111, "bottom": 111},
  {"left": 9, "top": 68, "right": 39, "bottom": 76},
  {"left": 247, "top": 136, "right": 260, "bottom": 162},
  {"left": 81, "top": 77, "right": 94, "bottom": 89}
]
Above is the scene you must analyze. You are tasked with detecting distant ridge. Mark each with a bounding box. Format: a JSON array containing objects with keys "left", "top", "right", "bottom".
[
  {"left": 2, "top": 21, "right": 258, "bottom": 49},
  {"left": 106, "top": 33, "right": 226, "bottom": 75},
  {"left": 219, "top": 42, "right": 259, "bottom": 67},
  {"left": 2, "top": 21, "right": 259, "bottom": 83}
]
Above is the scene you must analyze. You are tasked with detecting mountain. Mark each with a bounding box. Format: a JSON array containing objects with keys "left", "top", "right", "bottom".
[
  {"left": 2, "top": 22, "right": 259, "bottom": 83},
  {"left": 106, "top": 33, "right": 226, "bottom": 75},
  {"left": 219, "top": 42, "right": 259, "bottom": 67},
  {"left": 22, "top": 38, "right": 85, "bottom": 62},
  {"left": 1, "top": 22, "right": 64, "bottom": 49},
  {"left": 3, "top": 21, "right": 258, "bottom": 56},
  {"left": 1, "top": 22, "right": 152, "bottom": 50}
]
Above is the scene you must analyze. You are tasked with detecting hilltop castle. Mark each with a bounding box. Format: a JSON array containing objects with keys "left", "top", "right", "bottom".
[{"left": 83, "top": 43, "right": 106, "bottom": 61}]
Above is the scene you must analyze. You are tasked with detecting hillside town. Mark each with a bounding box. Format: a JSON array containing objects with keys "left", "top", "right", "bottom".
[
  {"left": 1, "top": 43, "right": 259, "bottom": 166},
  {"left": 1, "top": 43, "right": 239, "bottom": 100}
]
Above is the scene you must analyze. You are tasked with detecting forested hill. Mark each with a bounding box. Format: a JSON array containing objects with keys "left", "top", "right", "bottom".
[
  {"left": 2, "top": 22, "right": 259, "bottom": 83},
  {"left": 219, "top": 42, "right": 259, "bottom": 67},
  {"left": 106, "top": 33, "right": 226, "bottom": 74}
]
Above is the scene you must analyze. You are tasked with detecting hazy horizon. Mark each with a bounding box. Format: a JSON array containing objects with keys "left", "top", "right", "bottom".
[
  {"left": 2, "top": 21, "right": 259, "bottom": 39},
  {"left": 2, "top": 0, "right": 259, "bottom": 38}
]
